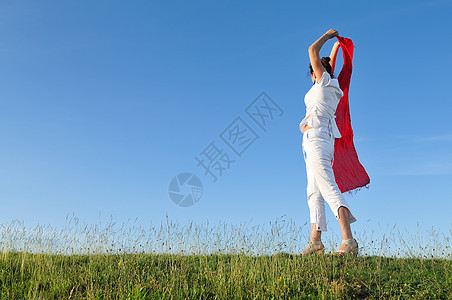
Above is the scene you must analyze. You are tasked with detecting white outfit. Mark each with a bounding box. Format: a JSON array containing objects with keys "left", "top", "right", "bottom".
[{"left": 300, "top": 71, "right": 357, "bottom": 231}]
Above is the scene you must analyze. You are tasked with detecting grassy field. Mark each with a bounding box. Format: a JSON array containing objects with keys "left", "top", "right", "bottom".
[
  {"left": 1, "top": 251, "right": 451, "bottom": 299},
  {"left": 1, "top": 216, "right": 451, "bottom": 299}
]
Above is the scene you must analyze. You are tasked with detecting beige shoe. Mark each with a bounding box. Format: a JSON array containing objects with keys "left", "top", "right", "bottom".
[
  {"left": 333, "top": 238, "right": 358, "bottom": 256},
  {"left": 302, "top": 240, "right": 325, "bottom": 256}
]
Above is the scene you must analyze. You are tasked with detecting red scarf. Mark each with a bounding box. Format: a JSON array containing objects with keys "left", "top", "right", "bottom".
[{"left": 333, "top": 36, "right": 370, "bottom": 193}]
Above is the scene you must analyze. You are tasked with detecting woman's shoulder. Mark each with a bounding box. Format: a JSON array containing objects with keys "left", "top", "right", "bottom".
[
  {"left": 316, "top": 71, "right": 332, "bottom": 87},
  {"left": 317, "top": 71, "right": 342, "bottom": 88},
  {"left": 329, "top": 77, "right": 340, "bottom": 87},
  {"left": 316, "top": 72, "right": 343, "bottom": 98}
]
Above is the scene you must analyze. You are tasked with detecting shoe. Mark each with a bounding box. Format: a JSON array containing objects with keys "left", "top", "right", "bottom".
[
  {"left": 302, "top": 240, "right": 325, "bottom": 256},
  {"left": 333, "top": 238, "right": 358, "bottom": 256}
]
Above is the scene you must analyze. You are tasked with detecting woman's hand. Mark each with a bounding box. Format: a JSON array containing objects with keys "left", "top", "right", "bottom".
[
  {"left": 329, "top": 41, "right": 341, "bottom": 73},
  {"left": 325, "top": 29, "right": 339, "bottom": 39},
  {"left": 300, "top": 123, "right": 312, "bottom": 134}
]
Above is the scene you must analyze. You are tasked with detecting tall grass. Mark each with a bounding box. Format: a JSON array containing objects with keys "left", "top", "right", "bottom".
[
  {"left": 0, "top": 215, "right": 450, "bottom": 299},
  {"left": 1, "top": 214, "right": 450, "bottom": 259}
]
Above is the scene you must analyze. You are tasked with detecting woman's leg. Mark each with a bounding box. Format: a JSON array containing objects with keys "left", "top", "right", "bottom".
[
  {"left": 304, "top": 140, "right": 328, "bottom": 233},
  {"left": 304, "top": 183, "right": 326, "bottom": 253},
  {"left": 302, "top": 135, "right": 326, "bottom": 255},
  {"left": 336, "top": 206, "right": 358, "bottom": 252},
  {"left": 304, "top": 130, "right": 357, "bottom": 244},
  {"left": 308, "top": 151, "right": 357, "bottom": 227},
  {"left": 310, "top": 223, "right": 322, "bottom": 241},
  {"left": 337, "top": 206, "right": 353, "bottom": 240},
  {"left": 302, "top": 223, "right": 324, "bottom": 255}
]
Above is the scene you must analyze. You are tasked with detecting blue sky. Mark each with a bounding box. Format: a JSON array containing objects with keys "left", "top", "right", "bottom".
[{"left": 0, "top": 1, "right": 451, "bottom": 248}]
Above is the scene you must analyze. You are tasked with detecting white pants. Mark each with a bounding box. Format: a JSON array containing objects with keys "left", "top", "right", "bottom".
[{"left": 302, "top": 128, "right": 357, "bottom": 231}]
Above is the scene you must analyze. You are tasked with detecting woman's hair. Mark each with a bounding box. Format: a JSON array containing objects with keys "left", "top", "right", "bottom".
[{"left": 308, "top": 57, "right": 334, "bottom": 78}]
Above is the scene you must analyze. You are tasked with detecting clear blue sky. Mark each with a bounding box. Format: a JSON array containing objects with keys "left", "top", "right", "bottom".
[{"left": 1, "top": 1, "right": 451, "bottom": 246}]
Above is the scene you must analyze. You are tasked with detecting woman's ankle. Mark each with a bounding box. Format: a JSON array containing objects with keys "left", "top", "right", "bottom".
[
  {"left": 341, "top": 238, "right": 357, "bottom": 246},
  {"left": 309, "top": 240, "right": 323, "bottom": 245}
]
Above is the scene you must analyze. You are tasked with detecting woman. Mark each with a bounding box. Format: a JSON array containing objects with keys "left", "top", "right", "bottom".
[{"left": 299, "top": 29, "right": 358, "bottom": 256}]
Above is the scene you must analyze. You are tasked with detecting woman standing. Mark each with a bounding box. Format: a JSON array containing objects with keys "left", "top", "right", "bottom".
[{"left": 299, "top": 29, "right": 359, "bottom": 256}]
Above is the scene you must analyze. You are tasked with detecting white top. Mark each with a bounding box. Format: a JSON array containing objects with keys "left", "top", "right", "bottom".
[{"left": 299, "top": 71, "right": 344, "bottom": 138}]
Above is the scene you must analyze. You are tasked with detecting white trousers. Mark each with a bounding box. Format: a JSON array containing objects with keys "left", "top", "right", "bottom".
[{"left": 302, "top": 128, "right": 357, "bottom": 231}]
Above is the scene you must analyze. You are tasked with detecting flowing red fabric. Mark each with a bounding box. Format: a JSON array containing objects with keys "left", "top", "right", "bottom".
[{"left": 333, "top": 36, "right": 370, "bottom": 193}]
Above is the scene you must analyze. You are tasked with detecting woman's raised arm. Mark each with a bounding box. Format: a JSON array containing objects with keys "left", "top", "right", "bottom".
[
  {"left": 329, "top": 41, "right": 340, "bottom": 75},
  {"left": 308, "top": 29, "right": 339, "bottom": 82}
]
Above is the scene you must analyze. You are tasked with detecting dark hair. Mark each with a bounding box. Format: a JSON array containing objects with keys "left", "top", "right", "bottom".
[{"left": 308, "top": 57, "right": 334, "bottom": 78}]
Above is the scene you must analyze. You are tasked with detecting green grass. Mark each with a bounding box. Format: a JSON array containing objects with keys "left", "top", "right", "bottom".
[
  {"left": 0, "top": 216, "right": 451, "bottom": 299},
  {"left": 0, "top": 251, "right": 451, "bottom": 299}
]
